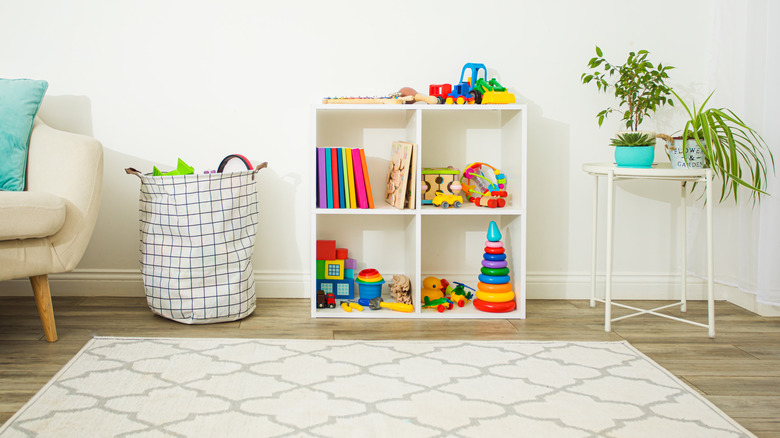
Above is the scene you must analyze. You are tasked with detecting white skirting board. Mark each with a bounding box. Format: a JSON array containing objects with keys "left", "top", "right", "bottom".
[{"left": 1, "top": 270, "right": 777, "bottom": 316}]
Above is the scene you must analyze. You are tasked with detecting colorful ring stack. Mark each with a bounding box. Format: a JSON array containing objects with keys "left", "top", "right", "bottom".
[
  {"left": 473, "top": 221, "right": 516, "bottom": 313},
  {"left": 355, "top": 268, "right": 385, "bottom": 300}
]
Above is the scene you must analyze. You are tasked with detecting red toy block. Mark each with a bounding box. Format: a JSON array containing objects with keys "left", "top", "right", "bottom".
[
  {"left": 335, "top": 248, "right": 348, "bottom": 260},
  {"left": 316, "top": 240, "right": 336, "bottom": 260}
]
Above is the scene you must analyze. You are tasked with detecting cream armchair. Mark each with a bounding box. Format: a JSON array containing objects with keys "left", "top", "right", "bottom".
[{"left": 0, "top": 118, "right": 103, "bottom": 342}]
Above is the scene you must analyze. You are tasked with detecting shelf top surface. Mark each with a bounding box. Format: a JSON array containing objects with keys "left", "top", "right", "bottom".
[{"left": 314, "top": 103, "right": 527, "bottom": 111}]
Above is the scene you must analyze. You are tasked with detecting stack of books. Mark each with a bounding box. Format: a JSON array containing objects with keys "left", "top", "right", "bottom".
[{"left": 316, "top": 148, "right": 374, "bottom": 209}]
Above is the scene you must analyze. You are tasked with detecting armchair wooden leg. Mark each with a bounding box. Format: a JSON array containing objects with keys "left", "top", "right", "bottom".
[{"left": 30, "top": 274, "right": 58, "bottom": 342}]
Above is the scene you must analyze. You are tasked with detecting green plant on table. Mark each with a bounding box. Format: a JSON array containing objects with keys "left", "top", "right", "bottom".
[
  {"left": 609, "top": 132, "right": 655, "bottom": 147},
  {"left": 582, "top": 46, "right": 674, "bottom": 130},
  {"left": 672, "top": 90, "right": 775, "bottom": 203}
]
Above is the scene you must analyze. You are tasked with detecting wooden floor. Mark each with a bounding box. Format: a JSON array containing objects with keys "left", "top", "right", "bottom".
[{"left": 1, "top": 297, "right": 779, "bottom": 436}]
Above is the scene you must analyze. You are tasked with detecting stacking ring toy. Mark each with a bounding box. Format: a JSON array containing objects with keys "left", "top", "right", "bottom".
[
  {"left": 482, "top": 260, "right": 507, "bottom": 269},
  {"left": 478, "top": 274, "right": 511, "bottom": 284},
  {"left": 473, "top": 299, "right": 516, "bottom": 313},
  {"left": 485, "top": 241, "right": 503, "bottom": 248},
  {"left": 477, "top": 282, "right": 513, "bottom": 293},
  {"left": 483, "top": 253, "right": 507, "bottom": 262},
  {"left": 481, "top": 267, "right": 510, "bottom": 276},
  {"left": 484, "top": 247, "right": 505, "bottom": 255},
  {"left": 476, "top": 290, "right": 515, "bottom": 302}
]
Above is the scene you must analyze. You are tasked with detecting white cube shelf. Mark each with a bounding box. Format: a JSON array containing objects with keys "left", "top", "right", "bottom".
[{"left": 311, "top": 104, "right": 527, "bottom": 319}]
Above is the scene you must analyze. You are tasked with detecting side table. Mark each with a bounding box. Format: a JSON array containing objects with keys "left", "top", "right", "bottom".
[{"left": 582, "top": 162, "right": 715, "bottom": 337}]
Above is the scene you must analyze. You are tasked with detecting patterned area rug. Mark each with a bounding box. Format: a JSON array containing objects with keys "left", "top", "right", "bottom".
[{"left": 0, "top": 337, "right": 753, "bottom": 437}]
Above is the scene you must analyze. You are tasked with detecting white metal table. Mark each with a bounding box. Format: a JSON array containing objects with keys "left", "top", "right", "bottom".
[{"left": 582, "top": 162, "right": 715, "bottom": 337}]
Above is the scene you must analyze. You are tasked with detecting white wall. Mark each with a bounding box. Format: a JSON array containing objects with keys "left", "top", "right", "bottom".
[{"left": 1, "top": 0, "right": 771, "bottom": 304}]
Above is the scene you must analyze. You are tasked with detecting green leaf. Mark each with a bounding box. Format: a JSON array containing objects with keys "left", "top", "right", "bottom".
[{"left": 596, "top": 46, "right": 603, "bottom": 57}]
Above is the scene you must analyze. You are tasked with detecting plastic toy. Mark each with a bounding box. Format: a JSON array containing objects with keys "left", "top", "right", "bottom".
[
  {"left": 472, "top": 78, "right": 516, "bottom": 104},
  {"left": 448, "top": 282, "right": 476, "bottom": 307},
  {"left": 432, "top": 190, "right": 462, "bottom": 209},
  {"left": 326, "top": 292, "right": 336, "bottom": 308},
  {"left": 446, "top": 63, "right": 487, "bottom": 105},
  {"left": 355, "top": 269, "right": 385, "bottom": 300},
  {"left": 316, "top": 290, "right": 326, "bottom": 308},
  {"left": 358, "top": 296, "right": 413, "bottom": 312},
  {"left": 421, "top": 276, "right": 446, "bottom": 304},
  {"left": 340, "top": 301, "right": 363, "bottom": 312},
  {"left": 461, "top": 162, "right": 508, "bottom": 208},
  {"left": 427, "top": 84, "right": 452, "bottom": 104},
  {"left": 422, "top": 296, "right": 454, "bottom": 313},
  {"left": 473, "top": 221, "right": 516, "bottom": 313},
  {"left": 440, "top": 63, "right": 516, "bottom": 105},
  {"left": 388, "top": 274, "right": 412, "bottom": 305},
  {"left": 153, "top": 158, "right": 194, "bottom": 176},
  {"left": 316, "top": 240, "right": 356, "bottom": 300}
]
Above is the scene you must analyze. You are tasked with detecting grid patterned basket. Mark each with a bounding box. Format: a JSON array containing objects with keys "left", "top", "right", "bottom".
[{"left": 127, "top": 163, "right": 266, "bottom": 324}]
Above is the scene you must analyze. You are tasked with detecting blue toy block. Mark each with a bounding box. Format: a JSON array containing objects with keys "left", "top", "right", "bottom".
[{"left": 317, "top": 278, "right": 354, "bottom": 299}]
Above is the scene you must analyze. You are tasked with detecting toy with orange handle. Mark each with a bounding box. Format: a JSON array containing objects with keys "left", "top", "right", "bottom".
[{"left": 368, "top": 297, "right": 414, "bottom": 313}]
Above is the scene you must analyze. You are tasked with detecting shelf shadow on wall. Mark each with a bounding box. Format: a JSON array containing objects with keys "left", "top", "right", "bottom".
[{"left": 514, "top": 93, "right": 572, "bottom": 280}]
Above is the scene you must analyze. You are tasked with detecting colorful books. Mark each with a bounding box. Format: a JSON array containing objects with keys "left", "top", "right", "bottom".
[
  {"left": 316, "top": 147, "right": 374, "bottom": 209},
  {"left": 317, "top": 148, "right": 327, "bottom": 208}
]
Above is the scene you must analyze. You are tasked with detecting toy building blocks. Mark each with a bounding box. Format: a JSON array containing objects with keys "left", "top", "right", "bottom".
[
  {"left": 316, "top": 240, "right": 336, "bottom": 260},
  {"left": 316, "top": 239, "right": 355, "bottom": 300}
]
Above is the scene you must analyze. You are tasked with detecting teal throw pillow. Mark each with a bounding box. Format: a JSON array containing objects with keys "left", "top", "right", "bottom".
[{"left": 0, "top": 78, "right": 49, "bottom": 191}]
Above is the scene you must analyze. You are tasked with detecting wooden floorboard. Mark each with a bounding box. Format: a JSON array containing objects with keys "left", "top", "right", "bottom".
[{"left": 0, "top": 297, "right": 778, "bottom": 436}]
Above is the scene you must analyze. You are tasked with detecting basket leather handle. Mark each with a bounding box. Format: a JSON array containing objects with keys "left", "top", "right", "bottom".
[{"left": 252, "top": 162, "right": 268, "bottom": 180}]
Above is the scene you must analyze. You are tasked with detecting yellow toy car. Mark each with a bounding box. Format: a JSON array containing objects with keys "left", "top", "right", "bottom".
[{"left": 432, "top": 190, "right": 462, "bottom": 209}]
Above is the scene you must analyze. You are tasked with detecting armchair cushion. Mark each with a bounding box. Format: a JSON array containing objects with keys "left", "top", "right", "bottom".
[
  {"left": 0, "top": 191, "right": 66, "bottom": 240},
  {"left": 0, "top": 78, "right": 48, "bottom": 191}
]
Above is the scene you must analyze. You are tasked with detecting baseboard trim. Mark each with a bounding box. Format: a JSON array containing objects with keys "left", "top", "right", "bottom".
[
  {"left": 3, "top": 269, "right": 773, "bottom": 315},
  {"left": 1, "top": 269, "right": 710, "bottom": 299},
  {"left": 0, "top": 270, "right": 307, "bottom": 299}
]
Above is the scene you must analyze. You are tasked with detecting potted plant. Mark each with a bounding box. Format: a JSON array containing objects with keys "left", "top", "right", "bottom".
[
  {"left": 581, "top": 46, "right": 675, "bottom": 130},
  {"left": 581, "top": 46, "right": 675, "bottom": 167},
  {"left": 609, "top": 132, "right": 656, "bottom": 168},
  {"left": 669, "top": 90, "right": 774, "bottom": 203}
]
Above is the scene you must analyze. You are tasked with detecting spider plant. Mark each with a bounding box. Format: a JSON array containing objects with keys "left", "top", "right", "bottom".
[{"left": 672, "top": 90, "right": 774, "bottom": 203}]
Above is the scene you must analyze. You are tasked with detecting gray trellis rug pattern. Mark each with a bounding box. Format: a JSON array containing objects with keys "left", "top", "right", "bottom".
[{"left": 0, "top": 337, "right": 753, "bottom": 437}]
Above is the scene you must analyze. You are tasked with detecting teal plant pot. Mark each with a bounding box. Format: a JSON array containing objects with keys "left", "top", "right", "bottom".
[{"left": 614, "top": 146, "right": 654, "bottom": 168}]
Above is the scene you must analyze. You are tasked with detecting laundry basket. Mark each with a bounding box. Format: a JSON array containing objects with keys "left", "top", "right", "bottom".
[{"left": 126, "top": 161, "right": 267, "bottom": 324}]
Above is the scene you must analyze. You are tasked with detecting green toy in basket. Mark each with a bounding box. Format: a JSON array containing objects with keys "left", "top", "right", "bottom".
[{"left": 153, "top": 158, "right": 194, "bottom": 176}]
